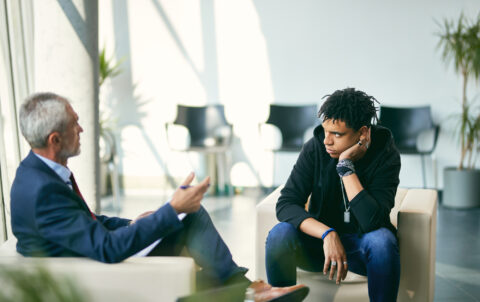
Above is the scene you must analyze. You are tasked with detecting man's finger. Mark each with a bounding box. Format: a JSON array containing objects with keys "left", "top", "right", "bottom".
[
  {"left": 199, "top": 176, "right": 211, "bottom": 188},
  {"left": 180, "top": 172, "right": 195, "bottom": 186}
]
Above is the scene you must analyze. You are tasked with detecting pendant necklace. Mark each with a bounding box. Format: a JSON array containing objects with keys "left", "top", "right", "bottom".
[{"left": 340, "top": 179, "right": 351, "bottom": 223}]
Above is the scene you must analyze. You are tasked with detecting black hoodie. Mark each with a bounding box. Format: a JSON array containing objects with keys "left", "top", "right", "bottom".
[{"left": 276, "top": 124, "right": 401, "bottom": 235}]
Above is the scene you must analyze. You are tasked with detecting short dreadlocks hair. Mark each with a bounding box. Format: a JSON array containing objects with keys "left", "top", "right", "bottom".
[{"left": 318, "top": 88, "right": 379, "bottom": 131}]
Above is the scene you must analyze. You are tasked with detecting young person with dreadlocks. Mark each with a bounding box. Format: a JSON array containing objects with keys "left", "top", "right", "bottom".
[{"left": 264, "top": 88, "right": 401, "bottom": 302}]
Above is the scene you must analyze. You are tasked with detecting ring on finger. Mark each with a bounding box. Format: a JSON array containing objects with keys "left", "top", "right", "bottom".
[
  {"left": 343, "top": 261, "right": 347, "bottom": 265},
  {"left": 331, "top": 261, "right": 337, "bottom": 266}
]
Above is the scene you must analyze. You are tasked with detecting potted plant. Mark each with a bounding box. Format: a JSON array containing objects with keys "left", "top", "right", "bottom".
[{"left": 437, "top": 13, "right": 480, "bottom": 208}]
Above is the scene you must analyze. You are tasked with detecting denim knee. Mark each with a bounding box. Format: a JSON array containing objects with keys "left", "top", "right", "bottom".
[
  {"left": 361, "top": 228, "right": 399, "bottom": 261},
  {"left": 266, "top": 222, "right": 299, "bottom": 252}
]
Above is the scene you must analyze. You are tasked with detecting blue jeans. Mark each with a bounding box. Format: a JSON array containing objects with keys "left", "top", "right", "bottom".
[
  {"left": 265, "top": 222, "right": 400, "bottom": 302},
  {"left": 148, "top": 206, "right": 248, "bottom": 288}
]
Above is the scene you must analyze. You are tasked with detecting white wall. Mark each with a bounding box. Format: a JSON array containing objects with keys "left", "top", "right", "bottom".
[{"left": 99, "top": 0, "right": 480, "bottom": 191}]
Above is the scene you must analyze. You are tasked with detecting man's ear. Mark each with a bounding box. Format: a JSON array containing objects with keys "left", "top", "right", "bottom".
[{"left": 47, "top": 132, "right": 62, "bottom": 149}]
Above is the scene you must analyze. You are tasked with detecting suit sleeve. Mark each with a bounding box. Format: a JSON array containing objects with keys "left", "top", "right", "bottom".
[
  {"left": 95, "top": 215, "right": 131, "bottom": 230},
  {"left": 349, "top": 149, "right": 401, "bottom": 233},
  {"left": 276, "top": 140, "right": 316, "bottom": 228},
  {"left": 35, "top": 184, "right": 183, "bottom": 263}
]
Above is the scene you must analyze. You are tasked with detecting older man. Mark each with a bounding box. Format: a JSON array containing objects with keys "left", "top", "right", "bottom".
[{"left": 10, "top": 92, "right": 308, "bottom": 302}]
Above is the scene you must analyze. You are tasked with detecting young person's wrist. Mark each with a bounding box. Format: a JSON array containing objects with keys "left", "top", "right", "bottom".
[
  {"left": 321, "top": 228, "right": 336, "bottom": 240},
  {"left": 336, "top": 159, "right": 355, "bottom": 177}
]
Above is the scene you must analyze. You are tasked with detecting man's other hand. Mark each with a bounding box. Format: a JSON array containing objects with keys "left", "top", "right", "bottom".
[
  {"left": 130, "top": 211, "right": 155, "bottom": 225},
  {"left": 170, "top": 172, "right": 210, "bottom": 214}
]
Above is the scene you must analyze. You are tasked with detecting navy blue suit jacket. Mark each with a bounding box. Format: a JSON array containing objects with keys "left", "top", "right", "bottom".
[{"left": 10, "top": 151, "right": 183, "bottom": 263}]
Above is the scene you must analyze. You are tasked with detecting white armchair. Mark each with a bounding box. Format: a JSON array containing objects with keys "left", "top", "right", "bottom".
[
  {"left": 256, "top": 186, "right": 437, "bottom": 302},
  {"left": 0, "top": 238, "right": 196, "bottom": 302}
]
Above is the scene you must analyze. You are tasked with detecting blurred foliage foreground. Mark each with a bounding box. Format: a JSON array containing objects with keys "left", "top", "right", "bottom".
[{"left": 0, "top": 264, "right": 88, "bottom": 302}]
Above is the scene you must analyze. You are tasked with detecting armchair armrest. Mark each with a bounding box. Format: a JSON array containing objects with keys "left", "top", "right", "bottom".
[
  {"left": 397, "top": 189, "right": 437, "bottom": 302},
  {"left": 0, "top": 239, "right": 196, "bottom": 302}
]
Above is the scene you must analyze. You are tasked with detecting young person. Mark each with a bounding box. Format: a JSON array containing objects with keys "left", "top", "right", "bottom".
[{"left": 265, "top": 88, "right": 401, "bottom": 302}]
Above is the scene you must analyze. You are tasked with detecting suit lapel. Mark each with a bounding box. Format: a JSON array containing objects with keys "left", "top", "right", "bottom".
[{"left": 22, "top": 151, "right": 94, "bottom": 215}]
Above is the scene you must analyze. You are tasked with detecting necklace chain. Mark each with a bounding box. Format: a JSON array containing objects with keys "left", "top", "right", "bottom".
[{"left": 340, "top": 178, "right": 350, "bottom": 212}]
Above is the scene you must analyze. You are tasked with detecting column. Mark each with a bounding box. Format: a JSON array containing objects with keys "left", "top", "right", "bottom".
[{"left": 33, "top": 0, "right": 100, "bottom": 211}]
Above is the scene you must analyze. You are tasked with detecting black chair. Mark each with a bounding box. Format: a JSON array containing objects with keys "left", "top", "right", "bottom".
[
  {"left": 379, "top": 106, "right": 440, "bottom": 188},
  {"left": 260, "top": 104, "right": 319, "bottom": 151},
  {"left": 259, "top": 104, "right": 319, "bottom": 186},
  {"left": 166, "top": 104, "right": 233, "bottom": 195}
]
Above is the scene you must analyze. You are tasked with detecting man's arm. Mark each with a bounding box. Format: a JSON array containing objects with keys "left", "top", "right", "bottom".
[
  {"left": 34, "top": 175, "right": 209, "bottom": 263},
  {"left": 95, "top": 215, "right": 131, "bottom": 230},
  {"left": 35, "top": 184, "right": 183, "bottom": 263}
]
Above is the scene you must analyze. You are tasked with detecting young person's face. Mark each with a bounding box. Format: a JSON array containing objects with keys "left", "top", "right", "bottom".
[{"left": 322, "top": 119, "right": 362, "bottom": 158}]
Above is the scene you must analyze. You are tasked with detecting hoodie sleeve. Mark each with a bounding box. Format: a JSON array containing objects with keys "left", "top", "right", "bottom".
[
  {"left": 349, "top": 147, "right": 401, "bottom": 233},
  {"left": 276, "top": 139, "right": 316, "bottom": 228}
]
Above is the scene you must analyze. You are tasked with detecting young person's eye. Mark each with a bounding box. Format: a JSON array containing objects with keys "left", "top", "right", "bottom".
[{"left": 335, "top": 133, "right": 341, "bottom": 138}]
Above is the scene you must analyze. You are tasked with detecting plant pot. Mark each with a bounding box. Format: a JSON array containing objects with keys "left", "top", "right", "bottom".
[{"left": 443, "top": 167, "right": 480, "bottom": 208}]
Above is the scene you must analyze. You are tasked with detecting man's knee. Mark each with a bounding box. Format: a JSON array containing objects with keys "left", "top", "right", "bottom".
[
  {"left": 266, "top": 222, "right": 299, "bottom": 251},
  {"left": 184, "top": 205, "right": 212, "bottom": 226}
]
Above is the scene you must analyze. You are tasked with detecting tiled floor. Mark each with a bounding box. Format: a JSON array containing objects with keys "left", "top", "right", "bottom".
[{"left": 102, "top": 189, "right": 480, "bottom": 301}]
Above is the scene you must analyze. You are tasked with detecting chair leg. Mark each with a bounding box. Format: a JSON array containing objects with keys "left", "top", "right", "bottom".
[{"left": 421, "top": 154, "right": 427, "bottom": 189}]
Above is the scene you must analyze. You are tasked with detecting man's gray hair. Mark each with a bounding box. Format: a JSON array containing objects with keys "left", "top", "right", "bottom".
[{"left": 19, "top": 92, "right": 71, "bottom": 148}]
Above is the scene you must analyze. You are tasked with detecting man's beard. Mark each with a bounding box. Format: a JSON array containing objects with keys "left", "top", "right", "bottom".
[{"left": 59, "top": 145, "right": 80, "bottom": 162}]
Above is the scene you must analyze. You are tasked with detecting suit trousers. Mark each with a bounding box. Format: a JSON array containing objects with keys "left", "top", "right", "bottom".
[{"left": 148, "top": 206, "right": 248, "bottom": 289}]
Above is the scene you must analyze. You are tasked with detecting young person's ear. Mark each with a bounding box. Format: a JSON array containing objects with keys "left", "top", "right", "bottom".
[{"left": 358, "top": 126, "right": 369, "bottom": 140}]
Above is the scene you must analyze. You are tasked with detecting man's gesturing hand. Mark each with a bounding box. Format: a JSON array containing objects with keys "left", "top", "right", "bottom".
[
  {"left": 323, "top": 231, "right": 348, "bottom": 284},
  {"left": 170, "top": 172, "right": 210, "bottom": 214}
]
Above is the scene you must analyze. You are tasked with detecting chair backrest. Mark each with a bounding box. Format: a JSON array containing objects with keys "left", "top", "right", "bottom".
[
  {"left": 266, "top": 104, "right": 318, "bottom": 151},
  {"left": 174, "top": 104, "right": 231, "bottom": 147},
  {"left": 379, "top": 106, "right": 435, "bottom": 154}
]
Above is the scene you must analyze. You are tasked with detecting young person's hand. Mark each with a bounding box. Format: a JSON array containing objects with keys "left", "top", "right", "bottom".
[
  {"left": 322, "top": 231, "right": 348, "bottom": 284},
  {"left": 170, "top": 172, "right": 210, "bottom": 214},
  {"left": 339, "top": 127, "right": 371, "bottom": 162}
]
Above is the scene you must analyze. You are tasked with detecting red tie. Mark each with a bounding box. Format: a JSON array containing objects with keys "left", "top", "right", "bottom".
[{"left": 69, "top": 174, "right": 96, "bottom": 220}]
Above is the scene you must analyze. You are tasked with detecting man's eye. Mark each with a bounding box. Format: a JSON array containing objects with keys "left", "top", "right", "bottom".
[{"left": 335, "top": 133, "right": 341, "bottom": 137}]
